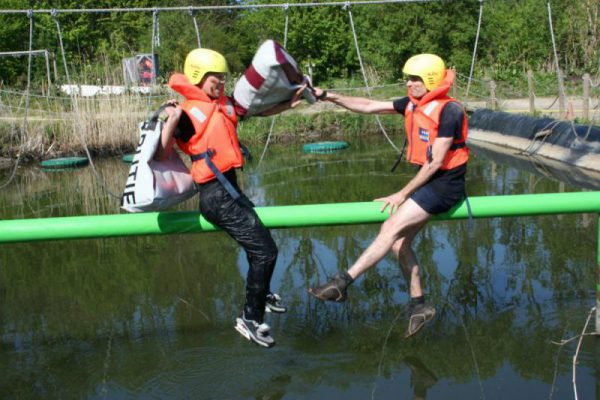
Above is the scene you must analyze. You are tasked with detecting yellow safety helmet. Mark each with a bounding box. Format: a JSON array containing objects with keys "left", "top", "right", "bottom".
[
  {"left": 402, "top": 53, "right": 446, "bottom": 91},
  {"left": 184, "top": 48, "right": 229, "bottom": 85}
]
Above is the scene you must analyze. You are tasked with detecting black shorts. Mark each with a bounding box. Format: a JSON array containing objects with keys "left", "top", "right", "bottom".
[{"left": 410, "top": 168, "right": 466, "bottom": 214}]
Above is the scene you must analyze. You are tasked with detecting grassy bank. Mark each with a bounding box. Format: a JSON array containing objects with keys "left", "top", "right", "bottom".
[
  {"left": 0, "top": 95, "right": 401, "bottom": 163},
  {"left": 0, "top": 93, "right": 152, "bottom": 161},
  {"left": 238, "top": 106, "right": 400, "bottom": 142},
  {"left": 4, "top": 68, "right": 597, "bottom": 163}
]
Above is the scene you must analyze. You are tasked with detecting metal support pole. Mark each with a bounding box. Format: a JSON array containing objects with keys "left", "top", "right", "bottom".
[
  {"left": 151, "top": 9, "right": 159, "bottom": 86},
  {"left": 52, "top": 55, "right": 58, "bottom": 83},
  {"left": 596, "top": 213, "right": 599, "bottom": 334},
  {"left": 44, "top": 50, "right": 51, "bottom": 92}
]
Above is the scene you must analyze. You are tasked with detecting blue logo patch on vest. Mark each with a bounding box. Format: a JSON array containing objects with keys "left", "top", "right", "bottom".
[{"left": 419, "top": 128, "right": 429, "bottom": 142}]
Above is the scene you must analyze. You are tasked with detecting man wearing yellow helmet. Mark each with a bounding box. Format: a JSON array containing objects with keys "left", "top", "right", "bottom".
[
  {"left": 155, "top": 48, "right": 306, "bottom": 348},
  {"left": 309, "top": 54, "right": 468, "bottom": 338}
]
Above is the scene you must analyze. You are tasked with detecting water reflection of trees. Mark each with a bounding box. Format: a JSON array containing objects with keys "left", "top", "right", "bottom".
[
  {"left": 0, "top": 139, "right": 597, "bottom": 398},
  {"left": 0, "top": 158, "right": 197, "bottom": 221},
  {"left": 264, "top": 141, "right": 597, "bottom": 396},
  {"left": 1, "top": 236, "right": 242, "bottom": 335}
]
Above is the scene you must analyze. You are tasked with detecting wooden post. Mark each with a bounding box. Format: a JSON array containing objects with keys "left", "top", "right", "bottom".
[
  {"left": 489, "top": 80, "right": 497, "bottom": 110},
  {"left": 528, "top": 173, "right": 535, "bottom": 193},
  {"left": 558, "top": 68, "right": 566, "bottom": 117},
  {"left": 583, "top": 73, "right": 590, "bottom": 121},
  {"left": 527, "top": 69, "right": 535, "bottom": 114},
  {"left": 451, "top": 67, "right": 458, "bottom": 99}
]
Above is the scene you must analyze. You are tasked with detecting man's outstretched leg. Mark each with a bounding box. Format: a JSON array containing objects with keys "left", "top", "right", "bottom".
[{"left": 308, "top": 199, "right": 429, "bottom": 301}]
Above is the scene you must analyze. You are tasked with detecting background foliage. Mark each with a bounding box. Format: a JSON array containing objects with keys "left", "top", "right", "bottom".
[{"left": 0, "top": 0, "right": 598, "bottom": 88}]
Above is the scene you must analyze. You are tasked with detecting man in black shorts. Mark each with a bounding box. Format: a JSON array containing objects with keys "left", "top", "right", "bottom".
[{"left": 309, "top": 53, "right": 468, "bottom": 338}]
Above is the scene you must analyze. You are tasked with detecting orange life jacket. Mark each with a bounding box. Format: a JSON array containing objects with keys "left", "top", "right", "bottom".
[
  {"left": 168, "top": 73, "right": 243, "bottom": 184},
  {"left": 404, "top": 69, "right": 468, "bottom": 170}
]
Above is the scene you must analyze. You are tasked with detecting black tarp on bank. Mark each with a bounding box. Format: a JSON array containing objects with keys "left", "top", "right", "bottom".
[{"left": 468, "top": 109, "right": 600, "bottom": 152}]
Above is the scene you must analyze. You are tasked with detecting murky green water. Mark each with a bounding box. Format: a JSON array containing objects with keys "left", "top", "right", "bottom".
[{"left": 1, "top": 136, "right": 598, "bottom": 399}]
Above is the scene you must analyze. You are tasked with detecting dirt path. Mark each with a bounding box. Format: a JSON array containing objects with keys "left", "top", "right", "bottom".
[
  {"left": 465, "top": 96, "right": 597, "bottom": 119},
  {"left": 297, "top": 96, "right": 597, "bottom": 120}
]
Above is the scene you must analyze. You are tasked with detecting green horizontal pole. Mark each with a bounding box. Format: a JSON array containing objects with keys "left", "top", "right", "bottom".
[{"left": 0, "top": 191, "right": 599, "bottom": 244}]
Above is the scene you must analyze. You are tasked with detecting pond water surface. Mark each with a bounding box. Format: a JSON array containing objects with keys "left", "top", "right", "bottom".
[{"left": 0, "top": 135, "right": 599, "bottom": 399}]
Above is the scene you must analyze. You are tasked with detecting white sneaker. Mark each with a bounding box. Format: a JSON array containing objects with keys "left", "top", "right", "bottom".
[
  {"left": 235, "top": 314, "right": 275, "bottom": 348},
  {"left": 265, "top": 293, "right": 287, "bottom": 313}
]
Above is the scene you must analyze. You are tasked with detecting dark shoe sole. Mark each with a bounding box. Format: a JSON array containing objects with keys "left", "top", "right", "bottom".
[
  {"left": 308, "top": 286, "right": 347, "bottom": 302},
  {"left": 404, "top": 307, "right": 436, "bottom": 339}
]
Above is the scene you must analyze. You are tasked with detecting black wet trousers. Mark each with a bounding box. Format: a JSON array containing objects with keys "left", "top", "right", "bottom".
[{"left": 198, "top": 172, "right": 278, "bottom": 323}]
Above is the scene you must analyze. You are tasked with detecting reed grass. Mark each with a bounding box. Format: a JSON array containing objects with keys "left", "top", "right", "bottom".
[
  {"left": 0, "top": 92, "right": 162, "bottom": 161},
  {"left": 0, "top": 55, "right": 406, "bottom": 163},
  {"left": 0, "top": 90, "right": 397, "bottom": 162}
]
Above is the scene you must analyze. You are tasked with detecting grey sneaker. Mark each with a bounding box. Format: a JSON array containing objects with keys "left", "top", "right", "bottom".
[
  {"left": 404, "top": 304, "right": 436, "bottom": 338},
  {"left": 235, "top": 313, "right": 275, "bottom": 348},
  {"left": 308, "top": 272, "right": 354, "bottom": 302},
  {"left": 265, "top": 293, "right": 287, "bottom": 313}
]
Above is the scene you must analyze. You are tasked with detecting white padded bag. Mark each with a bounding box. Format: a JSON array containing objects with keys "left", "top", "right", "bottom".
[
  {"left": 234, "top": 39, "right": 315, "bottom": 118},
  {"left": 121, "top": 108, "right": 196, "bottom": 212}
]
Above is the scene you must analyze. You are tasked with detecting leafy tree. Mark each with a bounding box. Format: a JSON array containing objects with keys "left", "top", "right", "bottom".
[
  {"left": 0, "top": 0, "right": 597, "bottom": 87},
  {"left": 236, "top": 0, "right": 356, "bottom": 84}
]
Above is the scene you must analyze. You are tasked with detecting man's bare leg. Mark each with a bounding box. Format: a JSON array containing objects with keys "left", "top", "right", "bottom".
[
  {"left": 346, "top": 199, "right": 430, "bottom": 279},
  {"left": 309, "top": 199, "right": 429, "bottom": 301}
]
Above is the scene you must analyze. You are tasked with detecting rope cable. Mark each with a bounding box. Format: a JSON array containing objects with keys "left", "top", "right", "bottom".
[
  {"left": 0, "top": 87, "right": 165, "bottom": 101},
  {"left": 547, "top": 1, "right": 566, "bottom": 105},
  {"left": 572, "top": 307, "right": 596, "bottom": 400},
  {"left": 448, "top": 302, "right": 486, "bottom": 399},
  {"left": 346, "top": 3, "right": 400, "bottom": 152},
  {"left": 0, "top": 10, "right": 33, "bottom": 190},
  {"left": 465, "top": 0, "right": 483, "bottom": 98},
  {"left": 456, "top": 71, "right": 490, "bottom": 85},
  {"left": 0, "top": 1, "right": 444, "bottom": 15},
  {"left": 1, "top": 83, "right": 395, "bottom": 100},
  {"left": 519, "top": 119, "right": 562, "bottom": 156},
  {"left": 257, "top": 117, "right": 278, "bottom": 167},
  {"left": 543, "top": 95, "right": 560, "bottom": 110},
  {"left": 189, "top": 8, "right": 202, "bottom": 48},
  {"left": 283, "top": 3, "right": 290, "bottom": 46},
  {"left": 257, "top": 4, "right": 290, "bottom": 168},
  {"left": 53, "top": 12, "right": 121, "bottom": 199}
]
